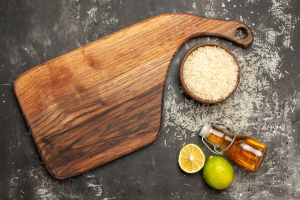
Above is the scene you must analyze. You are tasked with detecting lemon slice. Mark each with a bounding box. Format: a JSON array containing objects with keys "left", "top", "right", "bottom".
[{"left": 178, "top": 144, "right": 205, "bottom": 173}]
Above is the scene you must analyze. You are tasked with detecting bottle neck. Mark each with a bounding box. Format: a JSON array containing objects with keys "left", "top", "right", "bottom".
[{"left": 205, "top": 126, "right": 235, "bottom": 151}]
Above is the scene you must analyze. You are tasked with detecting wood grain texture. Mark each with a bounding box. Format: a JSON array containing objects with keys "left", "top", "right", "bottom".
[{"left": 14, "top": 13, "right": 253, "bottom": 180}]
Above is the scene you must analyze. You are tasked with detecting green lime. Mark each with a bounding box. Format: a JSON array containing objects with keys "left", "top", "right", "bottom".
[{"left": 203, "top": 156, "right": 235, "bottom": 190}]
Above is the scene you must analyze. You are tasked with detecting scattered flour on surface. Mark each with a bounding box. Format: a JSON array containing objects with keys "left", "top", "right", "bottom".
[
  {"left": 8, "top": 169, "right": 21, "bottom": 199},
  {"left": 87, "top": 7, "right": 98, "bottom": 22},
  {"left": 269, "top": 0, "right": 298, "bottom": 50},
  {"left": 86, "top": 173, "right": 103, "bottom": 197},
  {"left": 29, "top": 168, "right": 59, "bottom": 200},
  {"left": 0, "top": 83, "right": 12, "bottom": 86},
  {"left": 97, "top": 0, "right": 111, "bottom": 6}
]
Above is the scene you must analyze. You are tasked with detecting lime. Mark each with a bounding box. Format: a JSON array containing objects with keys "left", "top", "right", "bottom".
[
  {"left": 203, "top": 156, "right": 234, "bottom": 190},
  {"left": 178, "top": 144, "right": 205, "bottom": 173}
]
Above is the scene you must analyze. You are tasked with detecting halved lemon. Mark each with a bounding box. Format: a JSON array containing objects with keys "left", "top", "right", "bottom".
[{"left": 178, "top": 144, "right": 205, "bottom": 173}]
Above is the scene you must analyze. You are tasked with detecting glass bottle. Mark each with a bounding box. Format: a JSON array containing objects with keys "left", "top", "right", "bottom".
[{"left": 199, "top": 123, "right": 267, "bottom": 171}]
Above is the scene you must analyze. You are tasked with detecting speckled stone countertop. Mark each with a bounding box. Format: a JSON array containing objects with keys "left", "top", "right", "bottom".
[{"left": 0, "top": 0, "right": 299, "bottom": 199}]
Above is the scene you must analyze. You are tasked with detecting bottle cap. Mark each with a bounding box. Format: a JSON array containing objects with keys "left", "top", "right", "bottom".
[{"left": 199, "top": 123, "right": 211, "bottom": 138}]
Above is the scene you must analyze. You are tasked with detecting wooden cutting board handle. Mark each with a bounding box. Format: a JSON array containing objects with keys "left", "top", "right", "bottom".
[{"left": 14, "top": 13, "right": 253, "bottom": 179}]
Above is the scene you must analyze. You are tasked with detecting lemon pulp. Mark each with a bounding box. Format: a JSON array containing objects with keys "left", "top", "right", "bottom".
[{"left": 178, "top": 144, "right": 205, "bottom": 173}]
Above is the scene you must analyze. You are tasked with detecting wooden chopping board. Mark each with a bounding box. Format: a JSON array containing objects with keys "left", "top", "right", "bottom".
[{"left": 14, "top": 13, "right": 253, "bottom": 180}]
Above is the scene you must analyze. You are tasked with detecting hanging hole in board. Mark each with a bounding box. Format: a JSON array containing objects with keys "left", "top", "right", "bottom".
[{"left": 235, "top": 27, "right": 248, "bottom": 40}]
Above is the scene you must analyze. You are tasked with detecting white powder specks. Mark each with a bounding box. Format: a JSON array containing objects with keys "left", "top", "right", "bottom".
[
  {"left": 86, "top": 173, "right": 103, "bottom": 197},
  {"left": 30, "top": 169, "right": 59, "bottom": 200},
  {"left": 9, "top": 169, "right": 21, "bottom": 199},
  {"left": 192, "top": 2, "right": 197, "bottom": 9},
  {"left": 36, "top": 188, "right": 57, "bottom": 199},
  {"left": 87, "top": 7, "right": 98, "bottom": 22},
  {"left": 204, "top": 2, "right": 217, "bottom": 18},
  {"left": 9, "top": 167, "right": 60, "bottom": 199},
  {"left": 0, "top": 83, "right": 12, "bottom": 86},
  {"left": 97, "top": 0, "right": 111, "bottom": 6},
  {"left": 70, "top": 0, "right": 81, "bottom": 20},
  {"left": 245, "top": 0, "right": 260, "bottom": 4},
  {"left": 74, "top": 0, "right": 118, "bottom": 37},
  {"left": 269, "top": 0, "right": 299, "bottom": 50},
  {"left": 246, "top": 38, "right": 283, "bottom": 81},
  {"left": 87, "top": 182, "right": 103, "bottom": 196},
  {"left": 105, "top": 16, "right": 119, "bottom": 25},
  {"left": 265, "top": 29, "right": 276, "bottom": 45}
]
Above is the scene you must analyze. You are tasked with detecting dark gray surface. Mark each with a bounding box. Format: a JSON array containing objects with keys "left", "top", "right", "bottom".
[{"left": 0, "top": 0, "right": 299, "bottom": 199}]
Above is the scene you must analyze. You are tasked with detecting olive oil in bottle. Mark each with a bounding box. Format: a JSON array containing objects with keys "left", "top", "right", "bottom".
[{"left": 200, "top": 123, "right": 267, "bottom": 171}]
